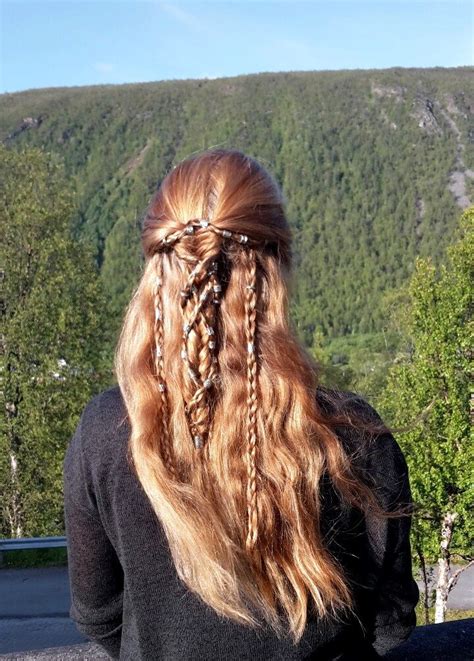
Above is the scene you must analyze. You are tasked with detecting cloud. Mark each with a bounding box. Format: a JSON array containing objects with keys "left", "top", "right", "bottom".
[
  {"left": 159, "top": 3, "right": 207, "bottom": 32},
  {"left": 94, "top": 62, "right": 114, "bottom": 73}
]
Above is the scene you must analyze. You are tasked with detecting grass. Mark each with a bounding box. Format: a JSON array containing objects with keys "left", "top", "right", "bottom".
[
  {"left": 0, "top": 547, "right": 68, "bottom": 569},
  {"left": 415, "top": 602, "right": 474, "bottom": 626}
]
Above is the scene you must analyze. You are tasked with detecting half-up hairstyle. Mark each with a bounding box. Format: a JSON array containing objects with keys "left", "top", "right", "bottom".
[{"left": 114, "top": 148, "right": 394, "bottom": 642}]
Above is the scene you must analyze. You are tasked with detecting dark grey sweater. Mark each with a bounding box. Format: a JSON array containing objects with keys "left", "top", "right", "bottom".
[{"left": 62, "top": 385, "right": 419, "bottom": 660}]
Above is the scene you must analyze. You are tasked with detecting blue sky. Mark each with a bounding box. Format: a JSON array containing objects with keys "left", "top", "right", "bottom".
[{"left": 1, "top": 1, "right": 472, "bottom": 94}]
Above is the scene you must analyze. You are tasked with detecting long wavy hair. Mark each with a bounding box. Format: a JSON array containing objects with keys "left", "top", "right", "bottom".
[{"left": 114, "top": 148, "right": 392, "bottom": 643}]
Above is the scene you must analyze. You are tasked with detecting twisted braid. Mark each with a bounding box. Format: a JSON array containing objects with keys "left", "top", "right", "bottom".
[
  {"left": 243, "top": 248, "right": 259, "bottom": 551},
  {"left": 152, "top": 218, "right": 258, "bottom": 475},
  {"left": 152, "top": 253, "right": 177, "bottom": 478},
  {"left": 180, "top": 256, "right": 221, "bottom": 449}
]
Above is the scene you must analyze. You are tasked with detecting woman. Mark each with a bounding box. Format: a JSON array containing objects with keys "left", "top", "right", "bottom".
[{"left": 63, "top": 148, "right": 419, "bottom": 660}]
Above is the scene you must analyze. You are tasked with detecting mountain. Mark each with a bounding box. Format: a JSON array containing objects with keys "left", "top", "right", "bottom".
[{"left": 1, "top": 67, "right": 473, "bottom": 346}]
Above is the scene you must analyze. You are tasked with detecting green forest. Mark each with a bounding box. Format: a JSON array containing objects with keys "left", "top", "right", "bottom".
[{"left": 1, "top": 67, "right": 472, "bottom": 622}]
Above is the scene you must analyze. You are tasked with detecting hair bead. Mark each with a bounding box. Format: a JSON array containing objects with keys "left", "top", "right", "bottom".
[
  {"left": 183, "top": 323, "right": 191, "bottom": 334},
  {"left": 199, "top": 218, "right": 209, "bottom": 228},
  {"left": 155, "top": 308, "right": 162, "bottom": 321},
  {"left": 213, "top": 284, "right": 222, "bottom": 293},
  {"left": 239, "top": 234, "right": 248, "bottom": 243},
  {"left": 204, "top": 377, "right": 213, "bottom": 389},
  {"left": 185, "top": 224, "right": 195, "bottom": 234},
  {"left": 158, "top": 382, "right": 166, "bottom": 392},
  {"left": 193, "top": 434, "right": 203, "bottom": 449},
  {"left": 247, "top": 342, "right": 255, "bottom": 354},
  {"left": 209, "top": 340, "right": 215, "bottom": 349},
  {"left": 188, "top": 367, "right": 199, "bottom": 381},
  {"left": 222, "top": 230, "right": 232, "bottom": 238},
  {"left": 206, "top": 326, "right": 215, "bottom": 335}
]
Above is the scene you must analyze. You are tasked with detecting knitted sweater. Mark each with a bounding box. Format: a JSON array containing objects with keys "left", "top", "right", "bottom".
[{"left": 62, "top": 384, "right": 419, "bottom": 660}]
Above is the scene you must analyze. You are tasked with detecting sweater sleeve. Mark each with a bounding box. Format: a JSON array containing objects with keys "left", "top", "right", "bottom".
[
  {"left": 63, "top": 399, "right": 124, "bottom": 660},
  {"left": 357, "top": 403, "right": 420, "bottom": 656}
]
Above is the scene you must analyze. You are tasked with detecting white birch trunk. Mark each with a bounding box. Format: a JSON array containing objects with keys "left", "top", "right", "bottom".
[
  {"left": 8, "top": 450, "right": 23, "bottom": 538},
  {"left": 434, "top": 511, "right": 458, "bottom": 623}
]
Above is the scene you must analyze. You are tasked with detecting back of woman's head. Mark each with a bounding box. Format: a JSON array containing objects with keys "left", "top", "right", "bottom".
[{"left": 115, "top": 148, "right": 387, "bottom": 642}]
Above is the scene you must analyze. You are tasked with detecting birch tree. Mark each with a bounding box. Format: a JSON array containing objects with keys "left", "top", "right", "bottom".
[
  {"left": 379, "top": 206, "right": 473, "bottom": 624},
  {"left": 0, "top": 145, "right": 109, "bottom": 538}
]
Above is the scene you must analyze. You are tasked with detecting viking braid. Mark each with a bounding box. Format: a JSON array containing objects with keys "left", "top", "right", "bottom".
[
  {"left": 180, "top": 255, "right": 221, "bottom": 448},
  {"left": 153, "top": 219, "right": 258, "bottom": 471},
  {"left": 243, "top": 248, "right": 259, "bottom": 551},
  {"left": 152, "top": 253, "right": 177, "bottom": 478}
]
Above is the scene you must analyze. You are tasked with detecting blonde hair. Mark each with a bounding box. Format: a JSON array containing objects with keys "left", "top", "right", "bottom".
[{"left": 114, "top": 148, "right": 389, "bottom": 642}]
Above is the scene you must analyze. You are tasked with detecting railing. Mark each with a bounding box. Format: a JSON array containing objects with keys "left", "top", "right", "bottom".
[{"left": 0, "top": 536, "right": 67, "bottom": 565}]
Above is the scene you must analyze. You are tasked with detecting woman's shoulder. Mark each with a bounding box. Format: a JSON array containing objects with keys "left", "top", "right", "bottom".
[
  {"left": 316, "top": 386, "right": 410, "bottom": 491},
  {"left": 316, "top": 385, "right": 383, "bottom": 423},
  {"left": 79, "top": 384, "right": 127, "bottom": 432},
  {"left": 68, "top": 384, "right": 129, "bottom": 467}
]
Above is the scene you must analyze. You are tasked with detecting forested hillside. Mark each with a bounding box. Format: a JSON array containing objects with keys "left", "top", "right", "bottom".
[{"left": 1, "top": 67, "right": 472, "bottom": 350}]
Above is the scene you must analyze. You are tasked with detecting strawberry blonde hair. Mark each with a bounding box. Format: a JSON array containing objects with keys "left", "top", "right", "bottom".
[{"left": 114, "top": 148, "right": 391, "bottom": 642}]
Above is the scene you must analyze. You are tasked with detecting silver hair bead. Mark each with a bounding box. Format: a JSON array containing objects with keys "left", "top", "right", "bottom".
[
  {"left": 181, "top": 349, "right": 187, "bottom": 360},
  {"left": 209, "top": 340, "right": 215, "bottom": 349},
  {"left": 183, "top": 323, "right": 191, "bottom": 334},
  {"left": 207, "top": 264, "right": 218, "bottom": 276},
  {"left": 158, "top": 382, "right": 166, "bottom": 392},
  {"left": 155, "top": 308, "right": 161, "bottom": 321},
  {"left": 247, "top": 342, "right": 255, "bottom": 354},
  {"left": 188, "top": 367, "right": 199, "bottom": 381},
  {"left": 213, "top": 284, "right": 222, "bottom": 293},
  {"left": 155, "top": 345, "right": 162, "bottom": 357},
  {"left": 199, "top": 218, "right": 209, "bottom": 228},
  {"left": 239, "top": 234, "right": 248, "bottom": 243},
  {"left": 212, "top": 298, "right": 220, "bottom": 305},
  {"left": 155, "top": 276, "right": 162, "bottom": 288},
  {"left": 185, "top": 224, "right": 195, "bottom": 234},
  {"left": 203, "top": 377, "right": 213, "bottom": 389},
  {"left": 193, "top": 434, "right": 203, "bottom": 449},
  {"left": 206, "top": 326, "right": 215, "bottom": 336},
  {"left": 222, "top": 230, "right": 232, "bottom": 238}
]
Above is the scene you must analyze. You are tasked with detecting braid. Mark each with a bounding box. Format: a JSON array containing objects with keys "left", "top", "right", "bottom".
[
  {"left": 244, "top": 248, "right": 259, "bottom": 551},
  {"left": 153, "top": 219, "right": 257, "bottom": 470},
  {"left": 180, "top": 256, "right": 221, "bottom": 449},
  {"left": 152, "top": 253, "right": 177, "bottom": 478}
]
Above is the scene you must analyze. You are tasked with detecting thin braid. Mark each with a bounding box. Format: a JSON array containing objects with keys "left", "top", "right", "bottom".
[
  {"left": 152, "top": 253, "right": 177, "bottom": 478},
  {"left": 244, "top": 248, "right": 259, "bottom": 551}
]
